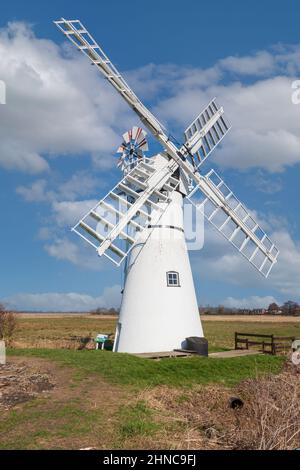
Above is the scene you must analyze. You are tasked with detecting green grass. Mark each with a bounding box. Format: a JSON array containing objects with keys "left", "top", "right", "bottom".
[
  {"left": 13, "top": 316, "right": 300, "bottom": 352},
  {"left": 203, "top": 321, "right": 300, "bottom": 350},
  {"left": 0, "top": 396, "right": 103, "bottom": 450},
  {"left": 118, "top": 401, "right": 159, "bottom": 440},
  {"left": 9, "top": 348, "right": 285, "bottom": 388},
  {"left": 3, "top": 316, "right": 297, "bottom": 449}
]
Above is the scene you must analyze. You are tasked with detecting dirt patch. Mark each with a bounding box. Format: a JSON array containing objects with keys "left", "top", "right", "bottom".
[{"left": 0, "top": 360, "right": 55, "bottom": 410}]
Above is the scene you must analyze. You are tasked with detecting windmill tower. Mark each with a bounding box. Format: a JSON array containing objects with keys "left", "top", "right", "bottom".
[
  {"left": 113, "top": 128, "right": 204, "bottom": 353},
  {"left": 55, "top": 19, "right": 279, "bottom": 354}
]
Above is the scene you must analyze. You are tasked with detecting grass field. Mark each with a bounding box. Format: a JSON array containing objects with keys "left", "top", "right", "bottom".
[
  {"left": 203, "top": 320, "right": 300, "bottom": 350},
  {"left": 0, "top": 314, "right": 298, "bottom": 450},
  {"left": 12, "top": 314, "right": 300, "bottom": 351},
  {"left": 12, "top": 315, "right": 117, "bottom": 349},
  {"left": 9, "top": 348, "right": 285, "bottom": 388}
]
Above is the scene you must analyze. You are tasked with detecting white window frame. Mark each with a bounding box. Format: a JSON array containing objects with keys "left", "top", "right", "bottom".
[{"left": 166, "top": 271, "right": 180, "bottom": 287}]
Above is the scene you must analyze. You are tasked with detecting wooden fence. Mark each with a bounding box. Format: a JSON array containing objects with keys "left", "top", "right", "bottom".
[{"left": 235, "top": 332, "right": 296, "bottom": 355}]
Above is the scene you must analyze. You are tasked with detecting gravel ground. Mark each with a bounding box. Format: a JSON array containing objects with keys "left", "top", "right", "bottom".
[{"left": 0, "top": 361, "right": 55, "bottom": 410}]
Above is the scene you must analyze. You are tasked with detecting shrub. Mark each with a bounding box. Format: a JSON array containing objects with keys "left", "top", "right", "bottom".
[{"left": 0, "top": 303, "right": 17, "bottom": 345}]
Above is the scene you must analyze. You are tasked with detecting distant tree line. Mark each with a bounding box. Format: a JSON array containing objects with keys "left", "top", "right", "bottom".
[
  {"left": 267, "top": 301, "right": 300, "bottom": 315},
  {"left": 199, "top": 300, "right": 300, "bottom": 316},
  {"left": 90, "top": 307, "right": 119, "bottom": 316}
]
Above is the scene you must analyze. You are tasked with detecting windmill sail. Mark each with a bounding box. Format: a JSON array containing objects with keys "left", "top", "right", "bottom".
[
  {"left": 54, "top": 19, "right": 230, "bottom": 205},
  {"left": 187, "top": 169, "right": 279, "bottom": 277},
  {"left": 183, "top": 98, "right": 231, "bottom": 169},
  {"left": 54, "top": 19, "right": 227, "bottom": 177},
  {"left": 72, "top": 157, "right": 179, "bottom": 265},
  {"left": 54, "top": 19, "right": 166, "bottom": 137},
  {"left": 55, "top": 19, "right": 279, "bottom": 277}
]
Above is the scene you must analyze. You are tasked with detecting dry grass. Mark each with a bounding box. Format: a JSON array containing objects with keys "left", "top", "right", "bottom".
[
  {"left": 139, "top": 363, "right": 300, "bottom": 450},
  {"left": 12, "top": 314, "right": 300, "bottom": 351},
  {"left": 4, "top": 312, "right": 300, "bottom": 449},
  {"left": 12, "top": 315, "right": 116, "bottom": 349},
  {"left": 233, "top": 363, "right": 300, "bottom": 450},
  {"left": 0, "top": 305, "right": 17, "bottom": 346},
  {"left": 202, "top": 315, "right": 300, "bottom": 322}
]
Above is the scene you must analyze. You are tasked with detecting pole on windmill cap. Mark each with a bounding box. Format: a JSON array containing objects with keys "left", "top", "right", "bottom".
[{"left": 185, "top": 337, "right": 208, "bottom": 356}]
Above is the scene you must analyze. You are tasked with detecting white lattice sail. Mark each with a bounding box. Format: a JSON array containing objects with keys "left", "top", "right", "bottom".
[
  {"left": 72, "top": 157, "right": 179, "bottom": 265},
  {"left": 55, "top": 18, "right": 279, "bottom": 278},
  {"left": 183, "top": 99, "right": 231, "bottom": 169},
  {"left": 187, "top": 169, "right": 279, "bottom": 277}
]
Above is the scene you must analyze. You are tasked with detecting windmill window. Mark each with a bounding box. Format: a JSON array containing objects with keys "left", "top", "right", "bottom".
[{"left": 167, "top": 271, "right": 180, "bottom": 287}]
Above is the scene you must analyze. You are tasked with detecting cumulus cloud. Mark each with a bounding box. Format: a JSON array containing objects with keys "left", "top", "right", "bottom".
[
  {"left": 16, "top": 178, "right": 106, "bottom": 269},
  {"left": 44, "top": 236, "right": 108, "bottom": 271},
  {"left": 222, "top": 295, "right": 279, "bottom": 309},
  {"left": 191, "top": 222, "right": 300, "bottom": 302},
  {"left": 269, "top": 230, "right": 300, "bottom": 297},
  {"left": 4, "top": 285, "right": 122, "bottom": 311},
  {"left": 3, "top": 22, "right": 300, "bottom": 177},
  {"left": 0, "top": 21, "right": 132, "bottom": 174},
  {"left": 219, "top": 51, "right": 276, "bottom": 76},
  {"left": 123, "top": 47, "right": 300, "bottom": 173},
  {"left": 5, "top": 23, "right": 300, "bottom": 305},
  {"left": 17, "top": 171, "right": 106, "bottom": 203},
  {"left": 16, "top": 179, "right": 51, "bottom": 202},
  {"left": 152, "top": 75, "right": 300, "bottom": 173},
  {"left": 220, "top": 44, "right": 300, "bottom": 77},
  {"left": 246, "top": 170, "right": 283, "bottom": 194},
  {"left": 51, "top": 199, "right": 98, "bottom": 227}
]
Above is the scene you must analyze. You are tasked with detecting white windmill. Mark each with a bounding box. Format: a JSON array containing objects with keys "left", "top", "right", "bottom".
[{"left": 55, "top": 19, "right": 279, "bottom": 354}]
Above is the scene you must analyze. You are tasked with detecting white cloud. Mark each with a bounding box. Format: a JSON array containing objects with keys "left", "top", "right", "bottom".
[
  {"left": 4, "top": 285, "right": 122, "bottom": 311},
  {"left": 44, "top": 237, "right": 108, "bottom": 271},
  {"left": 51, "top": 199, "right": 98, "bottom": 227},
  {"left": 4, "top": 24, "right": 300, "bottom": 302},
  {"left": 191, "top": 222, "right": 300, "bottom": 302},
  {"left": 214, "top": 77, "right": 300, "bottom": 172},
  {"left": 57, "top": 171, "right": 105, "bottom": 201},
  {"left": 0, "top": 142, "right": 49, "bottom": 173},
  {"left": 16, "top": 179, "right": 107, "bottom": 270},
  {"left": 0, "top": 21, "right": 132, "bottom": 174},
  {"left": 122, "top": 48, "right": 300, "bottom": 174},
  {"left": 219, "top": 51, "right": 276, "bottom": 76},
  {"left": 16, "top": 179, "right": 51, "bottom": 202},
  {"left": 153, "top": 75, "right": 300, "bottom": 173},
  {"left": 246, "top": 170, "right": 283, "bottom": 194},
  {"left": 269, "top": 230, "right": 300, "bottom": 297},
  {"left": 222, "top": 295, "right": 279, "bottom": 309},
  {"left": 16, "top": 171, "right": 106, "bottom": 203},
  {"left": 3, "top": 24, "right": 300, "bottom": 177},
  {"left": 44, "top": 238, "right": 80, "bottom": 264},
  {"left": 125, "top": 63, "right": 221, "bottom": 99}
]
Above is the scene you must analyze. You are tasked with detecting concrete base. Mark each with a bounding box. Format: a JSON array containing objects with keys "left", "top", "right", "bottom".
[
  {"left": 133, "top": 350, "right": 194, "bottom": 359},
  {"left": 208, "top": 350, "right": 263, "bottom": 358},
  {"left": 132, "top": 349, "right": 263, "bottom": 360}
]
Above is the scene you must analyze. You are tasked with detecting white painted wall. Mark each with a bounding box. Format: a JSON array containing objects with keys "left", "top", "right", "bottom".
[{"left": 114, "top": 184, "right": 204, "bottom": 353}]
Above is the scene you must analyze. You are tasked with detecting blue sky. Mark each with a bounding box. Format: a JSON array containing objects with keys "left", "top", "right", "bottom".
[{"left": 1, "top": 0, "right": 300, "bottom": 311}]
